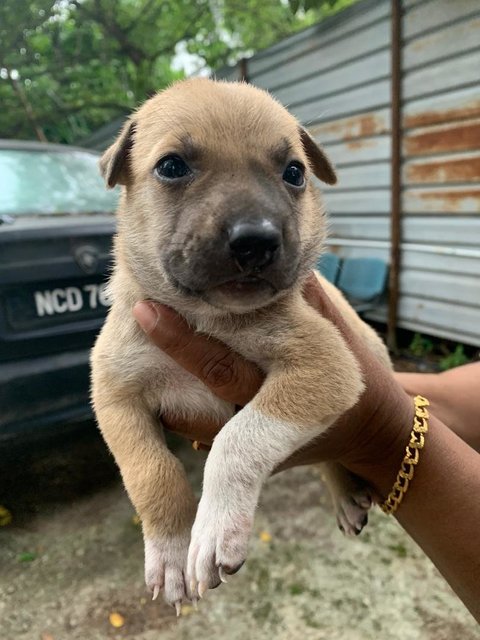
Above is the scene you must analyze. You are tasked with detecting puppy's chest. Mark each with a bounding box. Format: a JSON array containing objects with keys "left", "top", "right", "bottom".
[
  {"left": 193, "top": 318, "right": 278, "bottom": 371},
  {"left": 143, "top": 323, "right": 275, "bottom": 423},
  {"left": 143, "top": 348, "right": 234, "bottom": 423}
]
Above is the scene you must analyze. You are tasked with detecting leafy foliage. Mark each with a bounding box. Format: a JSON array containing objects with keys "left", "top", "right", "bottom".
[
  {"left": 407, "top": 332, "right": 472, "bottom": 371},
  {"left": 408, "top": 333, "right": 434, "bottom": 358},
  {"left": 0, "top": 0, "right": 357, "bottom": 144},
  {"left": 439, "top": 345, "right": 470, "bottom": 371}
]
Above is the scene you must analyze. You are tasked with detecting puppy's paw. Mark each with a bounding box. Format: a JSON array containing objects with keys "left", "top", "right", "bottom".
[
  {"left": 144, "top": 534, "right": 191, "bottom": 612},
  {"left": 321, "top": 463, "right": 372, "bottom": 538},
  {"left": 187, "top": 500, "right": 251, "bottom": 597},
  {"left": 335, "top": 487, "right": 372, "bottom": 537}
]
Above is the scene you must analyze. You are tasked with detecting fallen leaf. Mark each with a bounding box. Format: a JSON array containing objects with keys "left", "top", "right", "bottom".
[
  {"left": 0, "top": 505, "right": 12, "bottom": 526},
  {"left": 181, "top": 604, "right": 195, "bottom": 615},
  {"left": 259, "top": 531, "right": 272, "bottom": 543},
  {"left": 41, "top": 633, "right": 55, "bottom": 640},
  {"left": 109, "top": 612, "right": 125, "bottom": 628},
  {"left": 131, "top": 514, "right": 141, "bottom": 526}
]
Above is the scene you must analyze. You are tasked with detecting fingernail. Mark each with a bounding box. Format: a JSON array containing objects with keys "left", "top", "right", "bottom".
[{"left": 133, "top": 301, "right": 159, "bottom": 334}]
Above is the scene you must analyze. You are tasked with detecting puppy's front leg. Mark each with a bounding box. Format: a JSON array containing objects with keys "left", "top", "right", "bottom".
[
  {"left": 188, "top": 310, "right": 364, "bottom": 593},
  {"left": 92, "top": 387, "right": 196, "bottom": 608}
]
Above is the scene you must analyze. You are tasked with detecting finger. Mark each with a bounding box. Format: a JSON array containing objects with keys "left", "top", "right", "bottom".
[
  {"left": 161, "top": 412, "right": 223, "bottom": 445},
  {"left": 133, "top": 302, "right": 264, "bottom": 406}
]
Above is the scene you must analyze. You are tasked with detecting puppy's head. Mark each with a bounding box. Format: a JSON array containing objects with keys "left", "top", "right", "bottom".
[{"left": 101, "top": 79, "right": 336, "bottom": 313}]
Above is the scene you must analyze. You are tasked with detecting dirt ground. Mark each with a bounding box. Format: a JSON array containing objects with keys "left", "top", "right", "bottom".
[{"left": 0, "top": 424, "right": 478, "bottom": 640}]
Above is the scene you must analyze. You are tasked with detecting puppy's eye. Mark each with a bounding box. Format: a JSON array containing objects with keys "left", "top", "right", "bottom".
[
  {"left": 283, "top": 162, "right": 305, "bottom": 187},
  {"left": 154, "top": 155, "right": 191, "bottom": 180}
]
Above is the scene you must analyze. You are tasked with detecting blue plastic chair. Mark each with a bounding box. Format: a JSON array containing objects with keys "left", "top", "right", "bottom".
[
  {"left": 317, "top": 252, "right": 341, "bottom": 284},
  {"left": 337, "top": 258, "right": 388, "bottom": 312}
]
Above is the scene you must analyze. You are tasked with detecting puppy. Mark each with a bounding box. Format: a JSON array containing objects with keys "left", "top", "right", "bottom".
[{"left": 91, "top": 78, "right": 391, "bottom": 610}]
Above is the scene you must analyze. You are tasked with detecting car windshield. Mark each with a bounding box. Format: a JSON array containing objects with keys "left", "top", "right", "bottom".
[{"left": 0, "top": 148, "right": 119, "bottom": 216}]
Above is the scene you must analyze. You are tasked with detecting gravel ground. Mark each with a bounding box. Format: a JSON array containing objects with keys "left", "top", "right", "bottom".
[{"left": 0, "top": 425, "right": 478, "bottom": 640}]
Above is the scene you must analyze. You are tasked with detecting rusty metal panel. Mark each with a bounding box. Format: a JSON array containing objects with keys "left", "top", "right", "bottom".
[
  {"left": 308, "top": 108, "right": 391, "bottom": 144},
  {"left": 402, "top": 186, "right": 480, "bottom": 213},
  {"left": 321, "top": 134, "right": 391, "bottom": 166},
  {"left": 403, "top": 85, "right": 480, "bottom": 129},
  {"left": 403, "top": 119, "right": 480, "bottom": 156},
  {"left": 403, "top": 153, "right": 480, "bottom": 185},
  {"left": 403, "top": 0, "right": 480, "bottom": 39}
]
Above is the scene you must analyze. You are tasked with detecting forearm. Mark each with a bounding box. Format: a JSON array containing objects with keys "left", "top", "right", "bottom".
[
  {"left": 395, "top": 362, "right": 480, "bottom": 452},
  {"left": 351, "top": 413, "right": 480, "bottom": 622}
]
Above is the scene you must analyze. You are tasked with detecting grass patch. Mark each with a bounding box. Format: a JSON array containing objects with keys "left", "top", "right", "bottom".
[{"left": 388, "top": 543, "right": 408, "bottom": 558}]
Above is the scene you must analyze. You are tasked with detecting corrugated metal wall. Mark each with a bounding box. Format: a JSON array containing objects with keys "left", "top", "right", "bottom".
[
  {"left": 216, "top": 0, "right": 480, "bottom": 346},
  {"left": 398, "top": 0, "right": 480, "bottom": 344}
]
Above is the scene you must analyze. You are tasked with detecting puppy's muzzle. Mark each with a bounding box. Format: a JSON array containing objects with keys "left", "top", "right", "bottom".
[{"left": 228, "top": 218, "right": 281, "bottom": 272}]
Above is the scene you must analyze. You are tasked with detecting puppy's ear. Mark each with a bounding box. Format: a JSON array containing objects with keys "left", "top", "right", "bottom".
[
  {"left": 99, "top": 120, "right": 135, "bottom": 188},
  {"left": 299, "top": 127, "right": 337, "bottom": 185}
]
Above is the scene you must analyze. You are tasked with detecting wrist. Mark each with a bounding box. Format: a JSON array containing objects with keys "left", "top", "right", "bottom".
[{"left": 341, "top": 389, "right": 415, "bottom": 499}]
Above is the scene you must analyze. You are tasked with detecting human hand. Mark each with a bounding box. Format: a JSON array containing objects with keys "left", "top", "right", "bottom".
[{"left": 133, "top": 274, "right": 414, "bottom": 493}]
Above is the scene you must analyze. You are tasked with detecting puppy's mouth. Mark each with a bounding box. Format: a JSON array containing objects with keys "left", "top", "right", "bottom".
[
  {"left": 213, "top": 275, "right": 273, "bottom": 297},
  {"left": 203, "top": 275, "right": 277, "bottom": 312},
  {"left": 164, "top": 251, "right": 301, "bottom": 312},
  {"left": 168, "top": 271, "right": 279, "bottom": 312}
]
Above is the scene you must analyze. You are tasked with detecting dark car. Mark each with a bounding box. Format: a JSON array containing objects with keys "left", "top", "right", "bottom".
[{"left": 0, "top": 140, "right": 117, "bottom": 445}]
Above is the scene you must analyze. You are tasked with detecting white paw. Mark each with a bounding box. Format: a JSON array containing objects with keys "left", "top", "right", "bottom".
[
  {"left": 144, "top": 534, "right": 191, "bottom": 611},
  {"left": 335, "top": 487, "right": 372, "bottom": 537},
  {"left": 187, "top": 500, "right": 251, "bottom": 597}
]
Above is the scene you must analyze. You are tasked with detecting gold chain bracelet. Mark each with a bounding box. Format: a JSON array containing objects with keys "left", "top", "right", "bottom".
[{"left": 380, "top": 395, "right": 430, "bottom": 515}]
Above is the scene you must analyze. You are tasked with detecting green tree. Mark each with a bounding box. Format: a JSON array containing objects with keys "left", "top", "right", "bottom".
[
  {"left": 0, "top": 0, "right": 357, "bottom": 144},
  {"left": 0, "top": 1, "right": 53, "bottom": 141}
]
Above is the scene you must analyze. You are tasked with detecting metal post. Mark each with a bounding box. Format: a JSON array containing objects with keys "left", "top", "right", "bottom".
[
  {"left": 388, "top": 0, "right": 402, "bottom": 352},
  {"left": 238, "top": 58, "right": 249, "bottom": 83}
]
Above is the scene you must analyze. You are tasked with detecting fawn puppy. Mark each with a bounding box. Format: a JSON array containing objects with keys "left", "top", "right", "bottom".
[{"left": 91, "top": 78, "right": 390, "bottom": 611}]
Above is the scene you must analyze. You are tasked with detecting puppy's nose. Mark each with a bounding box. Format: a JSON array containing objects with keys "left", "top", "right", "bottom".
[{"left": 228, "top": 219, "right": 281, "bottom": 271}]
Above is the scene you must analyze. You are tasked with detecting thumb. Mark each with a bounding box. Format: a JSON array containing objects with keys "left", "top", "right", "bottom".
[{"left": 133, "top": 301, "right": 264, "bottom": 406}]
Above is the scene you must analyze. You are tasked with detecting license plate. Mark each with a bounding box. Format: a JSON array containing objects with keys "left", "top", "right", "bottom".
[
  {"left": 33, "top": 283, "right": 110, "bottom": 317},
  {"left": 3, "top": 279, "right": 111, "bottom": 333}
]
